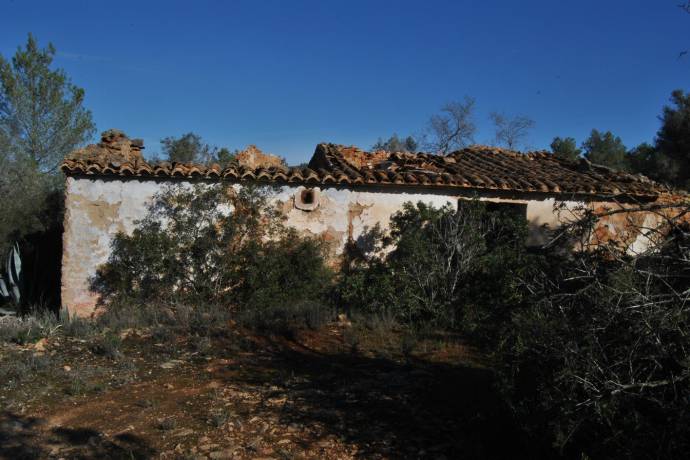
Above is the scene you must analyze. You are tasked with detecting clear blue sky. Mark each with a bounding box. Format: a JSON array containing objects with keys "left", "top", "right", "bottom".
[{"left": 1, "top": 0, "right": 689, "bottom": 164}]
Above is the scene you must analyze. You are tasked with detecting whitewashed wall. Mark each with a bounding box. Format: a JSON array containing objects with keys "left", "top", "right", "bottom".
[{"left": 63, "top": 176, "right": 652, "bottom": 316}]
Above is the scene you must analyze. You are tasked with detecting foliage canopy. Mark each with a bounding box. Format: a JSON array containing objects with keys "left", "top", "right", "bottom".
[{"left": 0, "top": 34, "right": 94, "bottom": 262}]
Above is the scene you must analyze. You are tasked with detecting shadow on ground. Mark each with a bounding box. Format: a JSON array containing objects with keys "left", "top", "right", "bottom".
[
  {"left": 227, "top": 336, "right": 545, "bottom": 459},
  {"left": 0, "top": 411, "right": 154, "bottom": 460},
  {"left": 0, "top": 329, "right": 550, "bottom": 459}
]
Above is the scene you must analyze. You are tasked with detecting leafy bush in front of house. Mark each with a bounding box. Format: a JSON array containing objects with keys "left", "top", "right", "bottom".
[
  {"left": 492, "top": 210, "right": 690, "bottom": 459},
  {"left": 91, "top": 183, "right": 333, "bottom": 329},
  {"left": 336, "top": 199, "right": 536, "bottom": 337}
]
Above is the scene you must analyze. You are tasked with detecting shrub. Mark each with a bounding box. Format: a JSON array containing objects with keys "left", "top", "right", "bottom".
[
  {"left": 0, "top": 315, "right": 45, "bottom": 344},
  {"left": 92, "top": 183, "right": 333, "bottom": 330},
  {"left": 336, "top": 199, "right": 534, "bottom": 335},
  {"left": 0, "top": 352, "right": 52, "bottom": 390},
  {"left": 337, "top": 198, "right": 690, "bottom": 458},
  {"left": 495, "top": 207, "right": 690, "bottom": 459},
  {"left": 0, "top": 307, "right": 94, "bottom": 346},
  {"left": 58, "top": 307, "right": 95, "bottom": 338},
  {"left": 90, "top": 332, "right": 122, "bottom": 359},
  {"left": 0, "top": 309, "right": 61, "bottom": 344}
]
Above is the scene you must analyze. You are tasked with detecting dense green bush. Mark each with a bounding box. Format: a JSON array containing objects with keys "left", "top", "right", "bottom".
[
  {"left": 336, "top": 199, "right": 535, "bottom": 336},
  {"left": 92, "top": 183, "right": 333, "bottom": 327}
]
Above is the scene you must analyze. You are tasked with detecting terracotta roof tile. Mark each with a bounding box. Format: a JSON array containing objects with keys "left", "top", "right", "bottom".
[{"left": 61, "top": 133, "right": 668, "bottom": 200}]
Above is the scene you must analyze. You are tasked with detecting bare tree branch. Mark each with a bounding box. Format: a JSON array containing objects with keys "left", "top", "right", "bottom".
[
  {"left": 422, "top": 97, "right": 477, "bottom": 154},
  {"left": 490, "top": 112, "right": 535, "bottom": 150}
]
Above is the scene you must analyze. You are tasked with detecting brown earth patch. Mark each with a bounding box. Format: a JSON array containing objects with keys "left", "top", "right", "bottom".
[{"left": 0, "top": 325, "right": 527, "bottom": 459}]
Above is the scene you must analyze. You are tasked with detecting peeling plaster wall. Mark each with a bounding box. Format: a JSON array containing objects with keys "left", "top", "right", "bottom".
[
  {"left": 276, "top": 185, "right": 458, "bottom": 257},
  {"left": 62, "top": 177, "right": 164, "bottom": 316},
  {"left": 523, "top": 198, "right": 669, "bottom": 251},
  {"left": 61, "top": 179, "right": 460, "bottom": 315},
  {"left": 61, "top": 176, "right": 664, "bottom": 316}
]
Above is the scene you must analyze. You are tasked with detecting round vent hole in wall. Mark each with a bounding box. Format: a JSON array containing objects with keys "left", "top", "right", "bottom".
[
  {"left": 294, "top": 187, "right": 320, "bottom": 211},
  {"left": 301, "top": 189, "right": 314, "bottom": 204}
]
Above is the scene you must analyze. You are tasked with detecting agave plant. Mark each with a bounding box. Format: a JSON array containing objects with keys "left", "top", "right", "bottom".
[{"left": 0, "top": 243, "right": 23, "bottom": 305}]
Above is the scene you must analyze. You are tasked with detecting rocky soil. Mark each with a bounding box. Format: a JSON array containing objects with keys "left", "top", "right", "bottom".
[{"left": 0, "top": 322, "right": 524, "bottom": 459}]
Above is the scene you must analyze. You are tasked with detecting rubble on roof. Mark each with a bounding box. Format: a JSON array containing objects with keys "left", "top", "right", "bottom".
[
  {"left": 235, "top": 145, "right": 285, "bottom": 170},
  {"left": 70, "top": 129, "right": 145, "bottom": 166}
]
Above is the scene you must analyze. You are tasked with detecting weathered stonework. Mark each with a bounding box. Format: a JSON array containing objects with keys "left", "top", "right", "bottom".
[{"left": 235, "top": 145, "right": 285, "bottom": 169}]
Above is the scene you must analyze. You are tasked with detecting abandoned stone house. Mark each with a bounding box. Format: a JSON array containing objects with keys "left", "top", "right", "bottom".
[{"left": 60, "top": 130, "right": 675, "bottom": 316}]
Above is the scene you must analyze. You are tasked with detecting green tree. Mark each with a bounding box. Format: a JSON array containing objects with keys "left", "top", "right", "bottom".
[
  {"left": 0, "top": 34, "right": 95, "bottom": 174},
  {"left": 0, "top": 34, "right": 95, "bottom": 254},
  {"left": 160, "top": 132, "right": 212, "bottom": 164},
  {"left": 656, "top": 89, "right": 690, "bottom": 187},
  {"left": 372, "top": 134, "right": 417, "bottom": 152},
  {"left": 160, "top": 132, "right": 236, "bottom": 166},
  {"left": 581, "top": 129, "right": 629, "bottom": 171},
  {"left": 626, "top": 142, "right": 655, "bottom": 175},
  {"left": 550, "top": 137, "right": 581, "bottom": 161},
  {"left": 625, "top": 142, "right": 676, "bottom": 182},
  {"left": 215, "top": 147, "right": 238, "bottom": 166}
]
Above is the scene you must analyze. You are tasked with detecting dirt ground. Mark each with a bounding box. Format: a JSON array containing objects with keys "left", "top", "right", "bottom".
[{"left": 0, "top": 322, "right": 527, "bottom": 459}]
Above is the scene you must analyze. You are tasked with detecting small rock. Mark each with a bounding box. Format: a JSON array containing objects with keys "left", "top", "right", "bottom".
[
  {"left": 160, "top": 359, "right": 184, "bottom": 369},
  {"left": 63, "top": 365, "right": 71, "bottom": 372},
  {"left": 337, "top": 313, "right": 352, "bottom": 327},
  {"left": 87, "top": 435, "right": 101, "bottom": 446},
  {"left": 119, "top": 328, "right": 134, "bottom": 339},
  {"left": 173, "top": 428, "right": 195, "bottom": 437},
  {"left": 209, "top": 449, "right": 234, "bottom": 459},
  {"left": 33, "top": 338, "right": 48, "bottom": 352}
]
